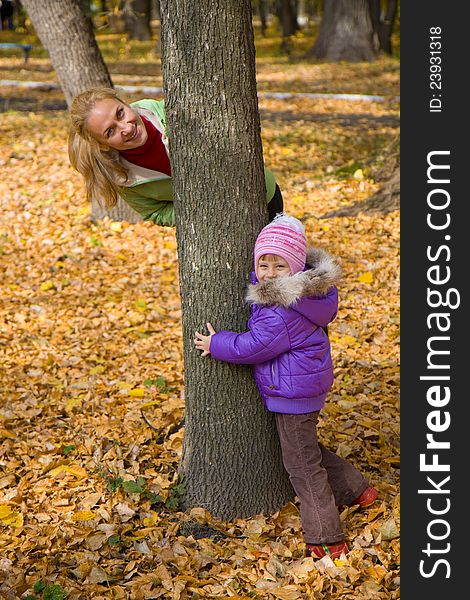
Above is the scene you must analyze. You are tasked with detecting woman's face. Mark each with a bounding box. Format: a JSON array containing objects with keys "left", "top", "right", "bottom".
[{"left": 85, "top": 97, "right": 148, "bottom": 151}]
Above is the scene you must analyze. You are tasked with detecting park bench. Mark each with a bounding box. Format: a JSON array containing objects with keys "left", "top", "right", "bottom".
[{"left": 0, "top": 43, "right": 32, "bottom": 63}]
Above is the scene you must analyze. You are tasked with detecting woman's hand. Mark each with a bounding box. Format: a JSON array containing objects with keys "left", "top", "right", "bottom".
[{"left": 194, "top": 322, "right": 217, "bottom": 357}]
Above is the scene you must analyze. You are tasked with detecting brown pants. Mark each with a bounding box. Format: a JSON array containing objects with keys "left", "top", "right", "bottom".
[{"left": 275, "top": 411, "right": 369, "bottom": 544}]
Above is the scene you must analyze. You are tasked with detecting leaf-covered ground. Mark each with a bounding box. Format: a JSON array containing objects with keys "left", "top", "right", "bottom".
[{"left": 0, "top": 31, "right": 399, "bottom": 600}]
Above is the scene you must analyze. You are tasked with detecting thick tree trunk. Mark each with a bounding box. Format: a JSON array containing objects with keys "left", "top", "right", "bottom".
[
  {"left": 124, "top": 0, "right": 152, "bottom": 40},
  {"left": 21, "top": 0, "right": 112, "bottom": 107},
  {"left": 306, "top": 0, "right": 376, "bottom": 62},
  {"left": 22, "top": 0, "right": 140, "bottom": 223},
  {"left": 160, "top": 0, "right": 294, "bottom": 519}
]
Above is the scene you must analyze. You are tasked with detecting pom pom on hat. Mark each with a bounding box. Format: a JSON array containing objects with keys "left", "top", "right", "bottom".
[{"left": 254, "top": 213, "right": 307, "bottom": 274}]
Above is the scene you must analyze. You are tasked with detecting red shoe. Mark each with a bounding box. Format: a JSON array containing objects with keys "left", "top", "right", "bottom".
[
  {"left": 306, "top": 541, "right": 349, "bottom": 559},
  {"left": 350, "top": 486, "right": 378, "bottom": 508}
]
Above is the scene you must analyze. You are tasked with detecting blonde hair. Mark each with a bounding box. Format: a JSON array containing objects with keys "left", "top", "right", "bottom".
[{"left": 68, "top": 88, "right": 130, "bottom": 208}]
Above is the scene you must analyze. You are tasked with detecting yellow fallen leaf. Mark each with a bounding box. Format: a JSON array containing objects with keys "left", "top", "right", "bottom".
[
  {"left": 334, "top": 559, "right": 348, "bottom": 567},
  {"left": 118, "top": 381, "right": 133, "bottom": 389},
  {"left": 141, "top": 400, "right": 160, "bottom": 408},
  {"left": 128, "top": 388, "right": 145, "bottom": 397},
  {"left": 75, "top": 205, "right": 90, "bottom": 217},
  {"left": 72, "top": 510, "right": 97, "bottom": 522},
  {"left": 89, "top": 365, "right": 105, "bottom": 375},
  {"left": 109, "top": 221, "right": 123, "bottom": 232},
  {"left": 0, "top": 505, "right": 14, "bottom": 519},
  {"left": 127, "top": 310, "right": 146, "bottom": 325},
  {"left": 353, "top": 168, "right": 364, "bottom": 180},
  {"left": 0, "top": 428, "right": 15, "bottom": 439},
  {"left": 0, "top": 504, "right": 23, "bottom": 527},
  {"left": 357, "top": 271, "right": 374, "bottom": 283},
  {"left": 49, "top": 465, "right": 87, "bottom": 479},
  {"left": 66, "top": 465, "right": 87, "bottom": 479},
  {"left": 143, "top": 511, "right": 158, "bottom": 527},
  {"left": 40, "top": 280, "right": 55, "bottom": 291}
]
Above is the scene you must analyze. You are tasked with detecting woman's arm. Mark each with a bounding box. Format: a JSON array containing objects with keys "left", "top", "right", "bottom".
[{"left": 119, "top": 180, "right": 175, "bottom": 227}]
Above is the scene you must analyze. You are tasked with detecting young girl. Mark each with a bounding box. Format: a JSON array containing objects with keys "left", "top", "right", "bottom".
[
  {"left": 194, "top": 214, "right": 378, "bottom": 559},
  {"left": 68, "top": 88, "right": 283, "bottom": 226}
]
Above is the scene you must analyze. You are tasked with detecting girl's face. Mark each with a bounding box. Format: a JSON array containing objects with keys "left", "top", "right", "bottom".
[
  {"left": 256, "top": 254, "right": 292, "bottom": 282},
  {"left": 85, "top": 98, "right": 148, "bottom": 151}
]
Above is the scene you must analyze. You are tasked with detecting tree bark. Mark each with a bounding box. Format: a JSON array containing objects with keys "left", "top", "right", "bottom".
[
  {"left": 22, "top": 0, "right": 140, "bottom": 223},
  {"left": 21, "top": 0, "right": 112, "bottom": 107},
  {"left": 160, "top": 0, "right": 294, "bottom": 519},
  {"left": 305, "top": 0, "right": 376, "bottom": 62}
]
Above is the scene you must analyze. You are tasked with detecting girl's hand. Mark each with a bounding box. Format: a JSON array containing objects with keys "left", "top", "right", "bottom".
[{"left": 194, "top": 322, "right": 217, "bottom": 357}]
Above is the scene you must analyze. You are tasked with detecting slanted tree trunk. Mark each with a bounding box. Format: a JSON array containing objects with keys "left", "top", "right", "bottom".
[
  {"left": 160, "top": 0, "right": 294, "bottom": 519},
  {"left": 305, "top": 0, "right": 376, "bottom": 62},
  {"left": 124, "top": 0, "right": 152, "bottom": 40},
  {"left": 21, "top": 0, "right": 112, "bottom": 106},
  {"left": 22, "top": 0, "right": 140, "bottom": 223}
]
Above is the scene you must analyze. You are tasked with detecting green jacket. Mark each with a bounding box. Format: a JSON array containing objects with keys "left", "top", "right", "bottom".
[{"left": 118, "top": 99, "right": 277, "bottom": 227}]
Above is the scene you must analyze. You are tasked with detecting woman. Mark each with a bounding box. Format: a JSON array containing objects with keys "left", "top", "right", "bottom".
[{"left": 68, "top": 88, "right": 283, "bottom": 227}]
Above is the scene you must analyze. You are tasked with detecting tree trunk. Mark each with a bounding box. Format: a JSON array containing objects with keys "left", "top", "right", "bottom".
[
  {"left": 254, "top": 0, "right": 269, "bottom": 36},
  {"left": 124, "top": 0, "right": 152, "bottom": 40},
  {"left": 21, "top": 0, "right": 112, "bottom": 107},
  {"left": 368, "top": 0, "right": 381, "bottom": 52},
  {"left": 305, "top": 0, "right": 376, "bottom": 62},
  {"left": 378, "top": 0, "right": 398, "bottom": 55},
  {"left": 22, "top": 0, "right": 140, "bottom": 223},
  {"left": 275, "top": 0, "right": 299, "bottom": 36},
  {"left": 160, "top": 0, "right": 294, "bottom": 519},
  {"left": 91, "top": 198, "right": 143, "bottom": 224}
]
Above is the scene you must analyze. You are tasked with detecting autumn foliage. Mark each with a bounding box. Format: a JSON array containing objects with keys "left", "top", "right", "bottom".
[{"left": 0, "top": 37, "right": 399, "bottom": 599}]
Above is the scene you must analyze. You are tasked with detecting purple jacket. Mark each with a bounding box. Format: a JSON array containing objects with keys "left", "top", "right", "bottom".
[{"left": 210, "top": 248, "right": 341, "bottom": 414}]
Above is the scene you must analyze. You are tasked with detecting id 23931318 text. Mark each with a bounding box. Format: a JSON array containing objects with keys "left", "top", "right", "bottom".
[{"left": 429, "top": 27, "right": 442, "bottom": 113}]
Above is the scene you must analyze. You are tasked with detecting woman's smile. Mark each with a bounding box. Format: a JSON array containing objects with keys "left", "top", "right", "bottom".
[{"left": 85, "top": 98, "right": 148, "bottom": 151}]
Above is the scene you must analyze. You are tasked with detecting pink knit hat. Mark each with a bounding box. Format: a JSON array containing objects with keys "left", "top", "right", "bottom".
[{"left": 254, "top": 213, "right": 307, "bottom": 274}]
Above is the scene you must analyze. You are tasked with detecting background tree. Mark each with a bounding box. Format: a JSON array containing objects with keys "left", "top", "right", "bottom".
[
  {"left": 275, "top": 0, "right": 299, "bottom": 54},
  {"left": 369, "top": 0, "right": 398, "bottom": 55},
  {"left": 21, "top": 0, "right": 140, "bottom": 223},
  {"left": 305, "top": 0, "right": 376, "bottom": 62},
  {"left": 253, "top": 0, "right": 269, "bottom": 36},
  {"left": 124, "top": 0, "right": 152, "bottom": 40},
  {"left": 160, "top": 0, "right": 294, "bottom": 519}
]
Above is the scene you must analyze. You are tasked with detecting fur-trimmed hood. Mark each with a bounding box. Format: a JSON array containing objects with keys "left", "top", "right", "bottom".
[{"left": 246, "top": 247, "right": 341, "bottom": 308}]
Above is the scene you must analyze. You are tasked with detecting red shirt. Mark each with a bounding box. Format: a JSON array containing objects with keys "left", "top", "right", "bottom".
[{"left": 120, "top": 116, "right": 171, "bottom": 176}]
